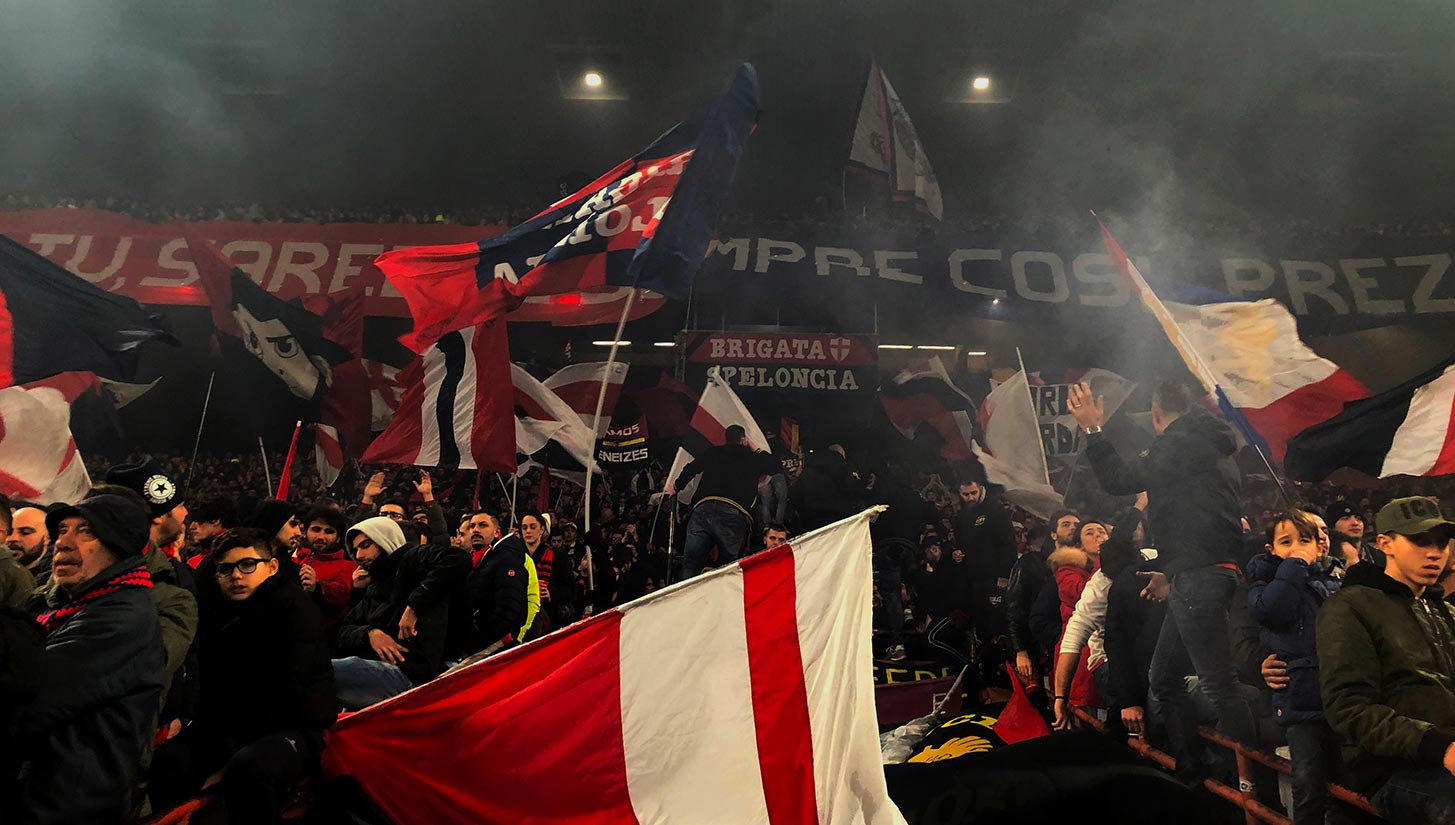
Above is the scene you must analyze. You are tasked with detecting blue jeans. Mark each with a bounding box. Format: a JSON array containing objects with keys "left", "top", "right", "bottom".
[
  {"left": 1148, "top": 565, "right": 1257, "bottom": 778},
  {"left": 1285, "top": 721, "right": 1337, "bottom": 825},
  {"left": 1372, "top": 767, "right": 1455, "bottom": 825},
  {"left": 332, "top": 656, "right": 414, "bottom": 710},
  {"left": 682, "top": 500, "right": 750, "bottom": 578}
]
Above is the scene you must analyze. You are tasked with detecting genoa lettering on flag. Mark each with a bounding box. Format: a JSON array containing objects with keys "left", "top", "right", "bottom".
[
  {"left": 362, "top": 322, "right": 515, "bottom": 472},
  {"left": 380, "top": 64, "right": 760, "bottom": 352},
  {"left": 322, "top": 509, "right": 906, "bottom": 825}
]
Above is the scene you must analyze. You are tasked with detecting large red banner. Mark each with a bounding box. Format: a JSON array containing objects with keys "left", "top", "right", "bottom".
[{"left": 0, "top": 208, "right": 663, "bottom": 323}]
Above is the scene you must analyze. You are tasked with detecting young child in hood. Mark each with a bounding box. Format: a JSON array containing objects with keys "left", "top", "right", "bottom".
[{"left": 1246, "top": 508, "right": 1342, "bottom": 825}]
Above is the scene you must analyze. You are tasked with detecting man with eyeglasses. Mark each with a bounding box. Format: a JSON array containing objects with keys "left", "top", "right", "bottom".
[
  {"left": 332, "top": 516, "right": 468, "bottom": 709},
  {"left": 151, "top": 529, "right": 336, "bottom": 825}
]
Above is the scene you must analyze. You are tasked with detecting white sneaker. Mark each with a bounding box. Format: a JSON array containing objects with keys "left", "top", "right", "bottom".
[{"left": 886, "top": 644, "right": 907, "bottom": 661}]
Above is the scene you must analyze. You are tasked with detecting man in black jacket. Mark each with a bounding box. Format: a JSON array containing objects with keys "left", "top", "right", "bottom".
[
  {"left": 954, "top": 478, "right": 1018, "bottom": 642},
  {"left": 1070, "top": 379, "right": 1254, "bottom": 779},
  {"left": 447, "top": 510, "right": 532, "bottom": 665},
  {"left": 1318, "top": 497, "right": 1455, "bottom": 824},
  {"left": 151, "top": 529, "right": 336, "bottom": 824},
  {"left": 676, "top": 425, "right": 782, "bottom": 578},
  {"left": 332, "top": 516, "right": 468, "bottom": 710},
  {"left": 792, "top": 444, "right": 864, "bottom": 531},
  {"left": 14, "top": 495, "right": 165, "bottom": 825}
]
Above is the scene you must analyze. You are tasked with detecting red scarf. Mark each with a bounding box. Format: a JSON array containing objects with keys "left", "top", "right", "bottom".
[{"left": 37, "top": 565, "right": 154, "bottom": 634}]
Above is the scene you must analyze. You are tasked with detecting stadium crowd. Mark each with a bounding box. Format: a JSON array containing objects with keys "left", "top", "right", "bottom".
[{"left": 3, "top": 385, "right": 1454, "bottom": 824}]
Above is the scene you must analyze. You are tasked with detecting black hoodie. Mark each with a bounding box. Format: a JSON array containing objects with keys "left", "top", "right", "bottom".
[{"left": 1084, "top": 408, "right": 1242, "bottom": 578}]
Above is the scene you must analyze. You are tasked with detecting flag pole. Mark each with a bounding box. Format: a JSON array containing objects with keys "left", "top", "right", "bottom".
[
  {"left": 1015, "top": 348, "right": 1053, "bottom": 489},
  {"left": 185, "top": 370, "right": 216, "bottom": 489},
  {"left": 584, "top": 288, "right": 638, "bottom": 541},
  {"left": 259, "top": 436, "right": 272, "bottom": 494},
  {"left": 275, "top": 420, "right": 303, "bottom": 500}
]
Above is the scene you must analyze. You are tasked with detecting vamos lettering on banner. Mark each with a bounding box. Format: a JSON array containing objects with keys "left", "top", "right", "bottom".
[{"left": 683, "top": 331, "right": 878, "bottom": 394}]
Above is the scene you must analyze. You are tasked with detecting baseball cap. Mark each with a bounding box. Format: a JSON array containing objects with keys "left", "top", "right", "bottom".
[{"left": 1375, "top": 497, "right": 1455, "bottom": 539}]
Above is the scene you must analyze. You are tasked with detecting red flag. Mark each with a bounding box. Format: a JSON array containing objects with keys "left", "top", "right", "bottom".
[
  {"left": 378, "top": 65, "right": 760, "bottom": 353},
  {"left": 993, "top": 663, "right": 1051, "bottom": 745},
  {"left": 275, "top": 420, "right": 303, "bottom": 500},
  {"left": 322, "top": 511, "right": 901, "bottom": 825},
  {"left": 310, "top": 291, "right": 372, "bottom": 459},
  {"left": 362, "top": 322, "right": 515, "bottom": 472}
]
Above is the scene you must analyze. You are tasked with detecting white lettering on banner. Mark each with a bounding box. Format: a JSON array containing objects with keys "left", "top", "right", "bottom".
[
  {"left": 1223, "top": 258, "right": 1278, "bottom": 298},
  {"left": 268, "top": 242, "right": 329, "bottom": 294},
  {"left": 1340, "top": 258, "right": 1405, "bottom": 315},
  {"left": 948, "top": 249, "right": 1006, "bottom": 298},
  {"left": 874, "top": 250, "right": 921, "bottom": 284},
  {"left": 28, "top": 233, "right": 75, "bottom": 259},
  {"left": 219, "top": 240, "right": 273, "bottom": 284},
  {"left": 1011, "top": 250, "right": 1070, "bottom": 303},
  {"left": 598, "top": 447, "right": 651, "bottom": 463},
  {"left": 1280, "top": 260, "right": 1350, "bottom": 315},
  {"left": 1071, "top": 253, "right": 1130, "bottom": 307},
  {"left": 711, "top": 366, "right": 863, "bottom": 392},
  {"left": 707, "top": 237, "right": 751, "bottom": 270},
  {"left": 150, "top": 239, "right": 198, "bottom": 288},
  {"left": 815, "top": 247, "right": 870, "bottom": 278},
  {"left": 65, "top": 235, "right": 132, "bottom": 284},
  {"left": 330, "top": 244, "right": 384, "bottom": 293},
  {"left": 1403, "top": 254, "right": 1455, "bottom": 314},
  {"left": 755, "top": 239, "right": 806, "bottom": 273}
]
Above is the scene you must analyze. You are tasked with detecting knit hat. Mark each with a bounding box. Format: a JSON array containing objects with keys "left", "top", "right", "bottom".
[
  {"left": 46, "top": 495, "right": 151, "bottom": 559},
  {"left": 105, "top": 455, "right": 185, "bottom": 519},
  {"left": 1325, "top": 501, "right": 1362, "bottom": 528},
  {"left": 249, "top": 499, "right": 299, "bottom": 538},
  {"left": 345, "top": 516, "right": 407, "bottom": 558}
]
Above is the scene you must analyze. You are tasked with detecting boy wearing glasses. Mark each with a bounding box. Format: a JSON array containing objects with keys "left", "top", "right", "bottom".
[{"left": 150, "top": 529, "right": 337, "bottom": 824}]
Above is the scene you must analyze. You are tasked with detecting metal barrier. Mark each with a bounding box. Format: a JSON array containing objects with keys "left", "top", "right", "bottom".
[{"left": 1071, "top": 708, "right": 1377, "bottom": 825}]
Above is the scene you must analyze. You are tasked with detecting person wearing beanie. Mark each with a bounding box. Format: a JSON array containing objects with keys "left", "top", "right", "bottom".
[
  {"left": 1325, "top": 500, "right": 1386, "bottom": 571},
  {"left": 1318, "top": 496, "right": 1455, "bottom": 824},
  {"left": 13, "top": 496, "right": 165, "bottom": 825},
  {"left": 105, "top": 455, "right": 189, "bottom": 561},
  {"left": 332, "top": 516, "right": 469, "bottom": 709}
]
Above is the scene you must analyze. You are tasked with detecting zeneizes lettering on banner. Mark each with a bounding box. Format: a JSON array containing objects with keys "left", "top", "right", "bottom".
[
  {"left": 717, "top": 365, "right": 861, "bottom": 392},
  {"left": 707, "top": 238, "right": 1455, "bottom": 317}
]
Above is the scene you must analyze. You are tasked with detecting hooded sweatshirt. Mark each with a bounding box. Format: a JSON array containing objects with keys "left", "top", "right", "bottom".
[
  {"left": 1084, "top": 408, "right": 1243, "bottom": 578},
  {"left": 336, "top": 519, "right": 469, "bottom": 684}
]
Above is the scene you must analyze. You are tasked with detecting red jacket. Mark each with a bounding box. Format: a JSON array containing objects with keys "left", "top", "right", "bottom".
[
  {"left": 1049, "top": 547, "right": 1103, "bottom": 709},
  {"left": 296, "top": 546, "right": 357, "bottom": 652}
]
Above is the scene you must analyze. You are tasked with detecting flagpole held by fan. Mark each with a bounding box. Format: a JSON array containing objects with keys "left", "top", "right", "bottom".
[
  {"left": 185, "top": 371, "right": 216, "bottom": 490},
  {"left": 583, "top": 288, "right": 637, "bottom": 544},
  {"left": 259, "top": 436, "right": 272, "bottom": 494}
]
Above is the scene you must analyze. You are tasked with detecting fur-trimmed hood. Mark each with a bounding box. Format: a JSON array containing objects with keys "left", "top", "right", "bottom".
[{"left": 1047, "top": 546, "right": 1094, "bottom": 572}]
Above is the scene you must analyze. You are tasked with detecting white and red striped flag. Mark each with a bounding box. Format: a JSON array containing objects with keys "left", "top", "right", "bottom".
[
  {"left": 664, "top": 366, "right": 768, "bottom": 502},
  {"left": 0, "top": 373, "right": 95, "bottom": 504},
  {"left": 323, "top": 508, "right": 905, "bottom": 825},
  {"left": 513, "top": 364, "right": 602, "bottom": 474},
  {"left": 543, "top": 361, "right": 629, "bottom": 435},
  {"left": 314, "top": 423, "right": 343, "bottom": 489},
  {"left": 362, "top": 322, "right": 516, "bottom": 472}
]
